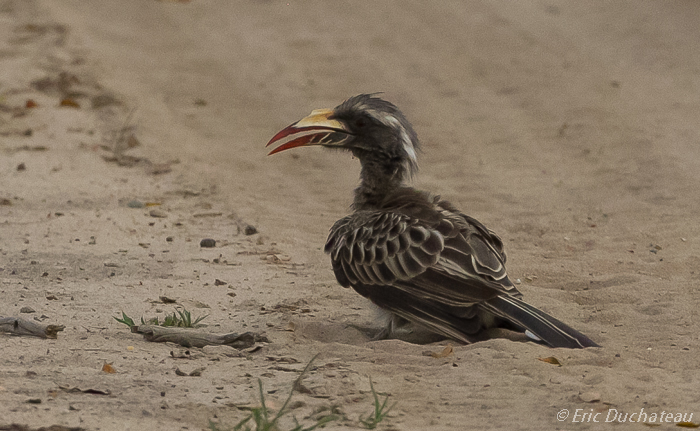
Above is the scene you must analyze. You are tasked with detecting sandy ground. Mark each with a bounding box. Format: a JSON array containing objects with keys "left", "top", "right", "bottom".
[{"left": 1, "top": 1, "right": 699, "bottom": 430}]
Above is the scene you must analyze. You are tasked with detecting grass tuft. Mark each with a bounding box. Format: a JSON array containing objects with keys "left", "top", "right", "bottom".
[
  {"left": 114, "top": 311, "right": 136, "bottom": 328},
  {"left": 359, "top": 378, "right": 395, "bottom": 429},
  {"left": 114, "top": 308, "right": 208, "bottom": 328},
  {"left": 210, "top": 354, "right": 339, "bottom": 431}
]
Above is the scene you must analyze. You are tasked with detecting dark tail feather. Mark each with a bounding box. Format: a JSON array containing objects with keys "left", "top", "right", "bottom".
[{"left": 481, "top": 296, "right": 600, "bottom": 348}]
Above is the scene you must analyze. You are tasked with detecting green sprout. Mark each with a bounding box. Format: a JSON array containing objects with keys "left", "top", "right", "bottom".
[
  {"left": 360, "top": 378, "right": 395, "bottom": 429},
  {"left": 114, "top": 308, "right": 208, "bottom": 328},
  {"left": 210, "top": 354, "right": 339, "bottom": 431}
]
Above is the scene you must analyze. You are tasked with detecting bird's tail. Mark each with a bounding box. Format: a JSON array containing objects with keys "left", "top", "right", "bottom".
[{"left": 481, "top": 296, "right": 599, "bottom": 348}]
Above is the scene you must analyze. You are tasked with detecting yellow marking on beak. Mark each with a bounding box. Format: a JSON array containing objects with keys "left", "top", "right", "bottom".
[{"left": 295, "top": 108, "right": 346, "bottom": 130}]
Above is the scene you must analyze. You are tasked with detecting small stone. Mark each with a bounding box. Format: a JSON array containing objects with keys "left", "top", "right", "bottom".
[
  {"left": 244, "top": 225, "right": 258, "bottom": 235},
  {"left": 202, "top": 345, "right": 242, "bottom": 357},
  {"left": 200, "top": 238, "right": 216, "bottom": 248},
  {"left": 91, "top": 93, "right": 121, "bottom": 109},
  {"left": 17, "top": 163, "right": 26, "bottom": 171},
  {"left": 166, "top": 236, "right": 174, "bottom": 242},
  {"left": 579, "top": 391, "right": 601, "bottom": 403},
  {"left": 189, "top": 368, "right": 205, "bottom": 377},
  {"left": 20, "top": 306, "right": 35, "bottom": 314},
  {"left": 149, "top": 209, "right": 167, "bottom": 218},
  {"left": 127, "top": 200, "right": 144, "bottom": 208},
  {"left": 289, "top": 400, "right": 305, "bottom": 409}
]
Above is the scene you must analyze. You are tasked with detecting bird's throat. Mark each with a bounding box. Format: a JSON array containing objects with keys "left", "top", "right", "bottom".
[{"left": 353, "top": 157, "right": 406, "bottom": 210}]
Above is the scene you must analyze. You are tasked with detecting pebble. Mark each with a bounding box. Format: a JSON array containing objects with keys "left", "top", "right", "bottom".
[
  {"left": 579, "top": 391, "right": 601, "bottom": 403},
  {"left": 200, "top": 238, "right": 216, "bottom": 248},
  {"left": 202, "top": 345, "right": 242, "bottom": 357},
  {"left": 149, "top": 209, "right": 167, "bottom": 218},
  {"left": 20, "top": 306, "right": 35, "bottom": 314},
  {"left": 243, "top": 225, "right": 258, "bottom": 235}
]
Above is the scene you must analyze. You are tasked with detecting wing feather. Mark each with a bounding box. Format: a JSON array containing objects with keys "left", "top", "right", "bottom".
[{"left": 326, "top": 207, "right": 513, "bottom": 302}]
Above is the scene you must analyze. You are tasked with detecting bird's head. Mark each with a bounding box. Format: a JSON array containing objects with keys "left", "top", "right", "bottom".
[{"left": 267, "top": 94, "right": 420, "bottom": 179}]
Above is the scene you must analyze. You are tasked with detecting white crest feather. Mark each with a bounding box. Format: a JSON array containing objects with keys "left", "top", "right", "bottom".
[{"left": 365, "top": 108, "right": 418, "bottom": 174}]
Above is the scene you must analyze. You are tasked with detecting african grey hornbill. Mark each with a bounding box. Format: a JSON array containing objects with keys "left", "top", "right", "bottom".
[{"left": 266, "top": 94, "right": 599, "bottom": 348}]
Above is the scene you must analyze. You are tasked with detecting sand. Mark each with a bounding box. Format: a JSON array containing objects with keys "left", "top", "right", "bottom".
[{"left": 1, "top": 1, "right": 699, "bottom": 430}]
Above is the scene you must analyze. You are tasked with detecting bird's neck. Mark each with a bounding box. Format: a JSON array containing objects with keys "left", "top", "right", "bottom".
[{"left": 353, "top": 156, "right": 406, "bottom": 210}]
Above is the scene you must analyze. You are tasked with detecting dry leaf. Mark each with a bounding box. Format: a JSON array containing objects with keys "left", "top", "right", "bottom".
[
  {"left": 537, "top": 356, "right": 562, "bottom": 366},
  {"left": 677, "top": 422, "right": 700, "bottom": 428},
  {"left": 59, "top": 98, "right": 80, "bottom": 108},
  {"left": 430, "top": 344, "right": 454, "bottom": 358},
  {"left": 101, "top": 363, "right": 116, "bottom": 374}
]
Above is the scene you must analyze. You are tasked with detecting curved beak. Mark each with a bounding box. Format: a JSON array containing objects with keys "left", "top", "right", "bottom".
[{"left": 266, "top": 108, "right": 351, "bottom": 155}]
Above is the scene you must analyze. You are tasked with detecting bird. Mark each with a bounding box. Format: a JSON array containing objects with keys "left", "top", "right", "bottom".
[{"left": 266, "top": 94, "right": 599, "bottom": 348}]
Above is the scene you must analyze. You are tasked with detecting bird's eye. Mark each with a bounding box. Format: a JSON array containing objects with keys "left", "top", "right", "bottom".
[{"left": 355, "top": 118, "right": 366, "bottom": 128}]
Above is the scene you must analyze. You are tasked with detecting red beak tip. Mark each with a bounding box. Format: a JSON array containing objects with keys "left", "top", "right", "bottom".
[{"left": 266, "top": 124, "right": 338, "bottom": 155}]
